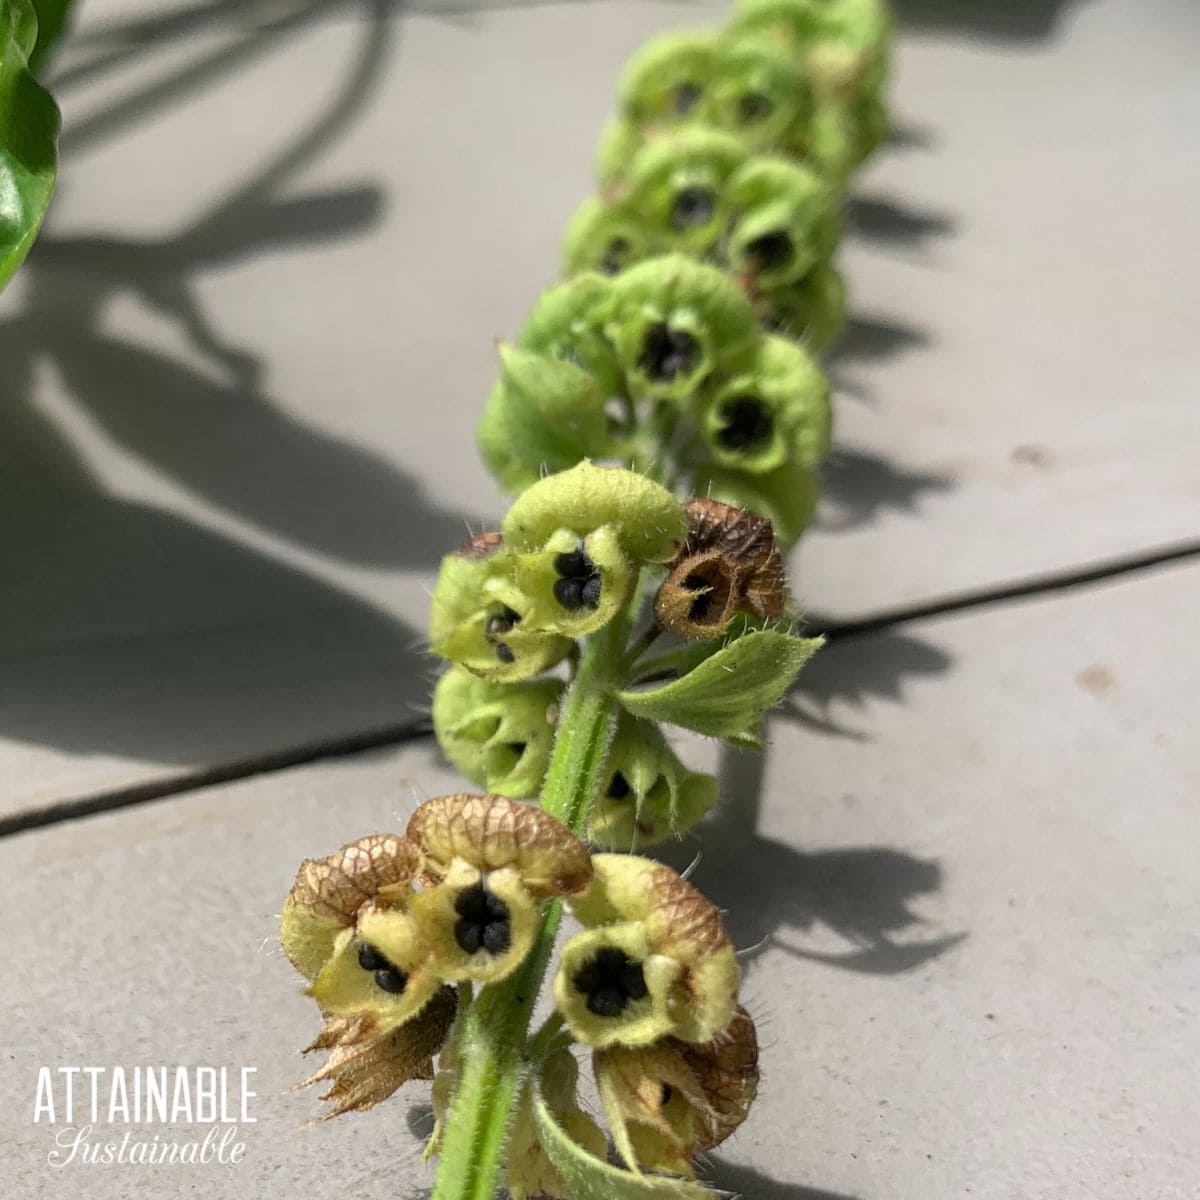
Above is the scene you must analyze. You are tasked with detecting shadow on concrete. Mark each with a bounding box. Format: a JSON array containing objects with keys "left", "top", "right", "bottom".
[
  {"left": 655, "top": 628, "right": 963, "bottom": 977},
  {"left": 814, "top": 446, "right": 955, "bottom": 532},
  {"left": 705, "top": 1157, "right": 868, "bottom": 1200},
  {"left": 845, "top": 193, "right": 957, "bottom": 251},
  {"left": 0, "top": 0, "right": 466, "bottom": 770},
  {"left": 893, "top": 0, "right": 1092, "bottom": 41}
]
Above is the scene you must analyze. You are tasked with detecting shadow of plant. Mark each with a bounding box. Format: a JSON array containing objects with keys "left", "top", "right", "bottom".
[
  {"left": 892, "top": 0, "right": 1093, "bottom": 41},
  {"left": 0, "top": 0, "right": 471, "bottom": 770},
  {"left": 813, "top": 446, "right": 955, "bottom": 532}
]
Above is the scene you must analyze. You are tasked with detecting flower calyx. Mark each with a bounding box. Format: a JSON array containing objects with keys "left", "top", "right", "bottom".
[{"left": 655, "top": 497, "right": 785, "bottom": 639}]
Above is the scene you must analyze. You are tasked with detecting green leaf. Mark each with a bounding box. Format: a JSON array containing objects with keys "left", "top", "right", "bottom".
[
  {"left": 1, "top": 0, "right": 60, "bottom": 292},
  {"left": 617, "top": 628, "right": 822, "bottom": 738},
  {"left": 531, "top": 1084, "right": 709, "bottom": 1200},
  {"left": 29, "top": 0, "right": 74, "bottom": 72}
]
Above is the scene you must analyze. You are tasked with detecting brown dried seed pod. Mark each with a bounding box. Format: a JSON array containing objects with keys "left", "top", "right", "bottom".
[
  {"left": 290, "top": 834, "right": 421, "bottom": 924},
  {"left": 297, "top": 986, "right": 458, "bottom": 1123},
  {"left": 668, "top": 1005, "right": 759, "bottom": 1151},
  {"left": 655, "top": 498, "right": 785, "bottom": 637},
  {"left": 455, "top": 530, "right": 504, "bottom": 558},
  {"left": 406, "top": 794, "right": 593, "bottom": 895},
  {"left": 639, "top": 861, "right": 730, "bottom": 958}
]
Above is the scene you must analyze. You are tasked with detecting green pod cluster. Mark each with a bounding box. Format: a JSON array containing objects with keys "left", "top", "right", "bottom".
[
  {"left": 589, "top": 713, "right": 718, "bottom": 850},
  {"left": 566, "top": 144, "right": 844, "bottom": 347},
  {"left": 478, "top": 255, "right": 829, "bottom": 549},
  {"left": 432, "top": 667, "right": 565, "bottom": 798},
  {"left": 727, "top": 0, "right": 891, "bottom": 171}
]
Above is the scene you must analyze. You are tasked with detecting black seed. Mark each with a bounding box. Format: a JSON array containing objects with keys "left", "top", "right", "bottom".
[
  {"left": 486, "top": 606, "right": 520, "bottom": 636},
  {"left": 671, "top": 186, "right": 716, "bottom": 231},
  {"left": 639, "top": 324, "right": 701, "bottom": 382},
  {"left": 682, "top": 571, "right": 711, "bottom": 592},
  {"left": 483, "top": 921, "right": 512, "bottom": 955},
  {"left": 580, "top": 574, "right": 603, "bottom": 610},
  {"left": 737, "top": 91, "right": 774, "bottom": 124},
  {"left": 455, "top": 920, "right": 484, "bottom": 954},
  {"left": 573, "top": 947, "right": 648, "bottom": 1017},
  {"left": 453, "top": 884, "right": 512, "bottom": 957},
  {"left": 554, "top": 548, "right": 593, "bottom": 579},
  {"left": 553, "top": 577, "right": 587, "bottom": 610},
  {"left": 744, "top": 230, "right": 794, "bottom": 271},
  {"left": 357, "top": 942, "right": 388, "bottom": 972},
  {"left": 660, "top": 1083, "right": 673, "bottom": 1106},
  {"left": 600, "top": 237, "right": 631, "bottom": 275},
  {"left": 588, "top": 986, "right": 627, "bottom": 1018},
  {"left": 673, "top": 81, "right": 702, "bottom": 115},
  {"left": 374, "top": 965, "right": 409, "bottom": 994},
  {"left": 607, "top": 771, "right": 632, "bottom": 800},
  {"left": 495, "top": 642, "right": 516, "bottom": 664},
  {"left": 718, "top": 397, "right": 774, "bottom": 450}
]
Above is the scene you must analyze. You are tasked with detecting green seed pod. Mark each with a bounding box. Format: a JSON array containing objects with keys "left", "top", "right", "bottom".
[
  {"left": 692, "top": 458, "right": 820, "bottom": 550},
  {"left": 555, "top": 856, "right": 739, "bottom": 1047},
  {"left": 757, "top": 258, "right": 846, "bottom": 351},
  {"left": 516, "top": 273, "right": 624, "bottom": 399},
  {"left": 561, "top": 195, "right": 656, "bottom": 279},
  {"left": 625, "top": 127, "right": 747, "bottom": 257},
  {"left": 727, "top": 0, "right": 822, "bottom": 60},
  {"left": 708, "top": 35, "right": 814, "bottom": 156},
  {"left": 723, "top": 157, "right": 840, "bottom": 290},
  {"left": 502, "top": 459, "right": 687, "bottom": 564},
  {"left": 484, "top": 345, "right": 613, "bottom": 487},
  {"left": 429, "top": 534, "right": 573, "bottom": 681},
  {"left": 478, "top": 383, "right": 535, "bottom": 492},
  {"left": 595, "top": 115, "right": 646, "bottom": 190},
  {"left": 513, "top": 525, "right": 638, "bottom": 639},
  {"left": 604, "top": 254, "right": 759, "bottom": 403},
  {"left": 589, "top": 713, "right": 717, "bottom": 849},
  {"left": 431, "top": 667, "right": 564, "bottom": 799},
  {"left": 615, "top": 29, "right": 721, "bottom": 127},
  {"left": 699, "top": 333, "right": 831, "bottom": 475}
]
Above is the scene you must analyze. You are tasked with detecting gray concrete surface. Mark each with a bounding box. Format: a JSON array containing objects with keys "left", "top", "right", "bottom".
[{"left": 2, "top": 562, "right": 1197, "bottom": 1198}]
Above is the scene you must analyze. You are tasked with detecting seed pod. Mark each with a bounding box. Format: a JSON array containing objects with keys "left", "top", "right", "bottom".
[
  {"left": 479, "top": 345, "right": 612, "bottom": 494},
  {"left": 562, "top": 195, "right": 655, "bottom": 279},
  {"left": 431, "top": 667, "right": 563, "bottom": 799},
  {"left": 505, "top": 1048, "right": 608, "bottom": 1200},
  {"left": 429, "top": 533, "right": 573, "bottom": 682},
  {"left": 616, "top": 29, "right": 721, "bottom": 128},
  {"left": 603, "top": 255, "right": 759, "bottom": 404},
  {"left": 501, "top": 459, "right": 687, "bottom": 566},
  {"left": 407, "top": 794, "right": 593, "bottom": 896},
  {"left": 626, "top": 127, "right": 747, "bottom": 256},
  {"left": 307, "top": 900, "right": 444, "bottom": 1035},
  {"left": 723, "top": 157, "right": 839, "bottom": 290},
  {"left": 757, "top": 258, "right": 846, "bottom": 351},
  {"left": 589, "top": 712, "right": 717, "bottom": 848},
  {"left": 517, "top": 273, "right": 624, "bottom": 399},
  {"left": 281, "top": 834, "right": 421, "bottom": 980},
  {"left": 406, "top": 795, "right": 593, "bottom": 985},
  {"left": 708, "top": 34, "right": 814, "bottom": 156},
  {"left": 655, "top": 497, "right": 786, "bottom": 638},
  {"left": 294, "top": 985, "right": 458, "bottom": 1124},
  {"left": 554, "top": 856, "right": 739, "bottom": 1047},
  {"left": 593, "top": 1006, "right": 759, "bottom": 1175},
  {"left": 700, "top": 333, "right": 831, "bottom": 475}
]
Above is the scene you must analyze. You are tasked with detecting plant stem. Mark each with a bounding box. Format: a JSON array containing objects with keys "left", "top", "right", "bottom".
[{"left": 429, "top": 612, "right": 628, "bottom": 1200}]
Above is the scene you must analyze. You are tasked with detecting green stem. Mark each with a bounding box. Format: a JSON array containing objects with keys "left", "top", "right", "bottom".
[{"left": 429, "top": 614, "right": 628, "bottom": 1200}]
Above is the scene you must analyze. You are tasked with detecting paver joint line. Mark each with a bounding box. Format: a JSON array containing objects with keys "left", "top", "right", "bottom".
[{"left": 5, "top": 535, "right": 1197, "bottom": 841}]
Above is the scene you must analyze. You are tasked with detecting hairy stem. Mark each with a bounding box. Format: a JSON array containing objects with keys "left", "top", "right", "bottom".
[{"left": 429, "top": 612, "right": 628, "bottom": 1200}]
